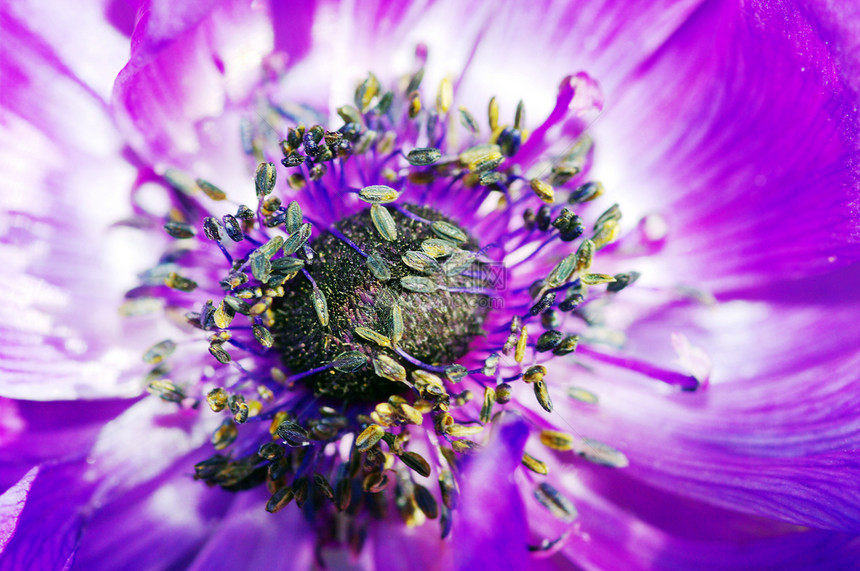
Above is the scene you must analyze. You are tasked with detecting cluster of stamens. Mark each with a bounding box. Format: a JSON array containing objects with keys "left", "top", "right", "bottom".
[{"left": 135, "top": 61, "right": 648, "bottom": 554}]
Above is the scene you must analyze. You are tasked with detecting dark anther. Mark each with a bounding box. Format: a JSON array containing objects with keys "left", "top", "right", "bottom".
[
  {"left": 258, "top": 441, "right": 285, "bottom": 461},
  {"left": 558, "top": 287, "right": 584, "bottom": 312},
  {"left": 536, "top": 330, "right": 564, "bottom": 352},
  {"left": 536, "top": 205, "right": 552, "bottom": 231},
  {"left": 426, "top": 112, "right": 438, "bottom": 140},
  {"left": 163, "top": 221, "right": 196, "bottom": 239},
  {"left": 375, "top": 91, "right": 394, "bottom": 114},
  {"left": 530, "top": 291, "right": 556, "bottom": 316},
  {"left": 194, "top": 455, "right": 229, "bottom": 480},
  {"left": 255, "top": 162, "right": 277, "bottom": 197},
  {"left": 541, "top": 309, "right": 560, "bottom": 329},
  {"left": 522, "top": 208, "right": 536, "bottom": 230},
  {"left": 282, "top": 153, "right": 306, "bottom": 168},
  {"left": 310, "top": 163, "right": 327, "bottom": 180},
  {"left": 236, "top": 205, "right": 255, "bottom": 220},
  {"left": 277, "top": 420, "right": 310, "bottom": 447},
  {"left": 569, "top": 181, "right": 603, "bottom": 203},
  {"left": 199, "top": 300, "right": 216, "bottom": 330},
  {"left": 303, "top": 125, "right": 325, "bottom": 156},
  {"left": 286, "top": 126, "right": 304, "bottom": 149},
  {"left": 222, "top": 214, "right": 243, "bottom": 242},
  {"left": 497, "top": 126, "right": 522, "bottom": 157},
  {"left": 495, "top": 383, "right": 513, "bottom": 404},
  {"left": 338, "top": 122, "right": 362, "bottom": 142},
  {"left": 528, "top": 279, "right": 546, "bottom": 299},
  {"left": 551, "top": 208, "right": 574, "bottom": 231},
  {"left": 607, "top": 271, "right": 641, "bottom": 293},
  {"left": 558, "top": 215, "right": 585, "bottom": 242},
  {"left": 324, "top": 131, "right": 343, "bottom": 146},
  {"left": 203, "top": 217, "right": 222, "bottom": 241}
]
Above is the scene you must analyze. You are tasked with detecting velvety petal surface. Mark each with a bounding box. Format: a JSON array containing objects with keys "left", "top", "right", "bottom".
[
  {"left": 450, "top": 415, "right": 536, "bottom": 570},
  {"left": 111, "top": 0, "right": 276, "bottom": 185},
  {"left": 184, "top": 490, "right": 315, "bottom": 571},
  {"left": 559, "top": 466, "right": 860, "bottom": 570},
  {"left": 3, "top": 0, "right": 131, "bottom": 100},
  {"left": 0, "top": 397, "right": 218, "bottom": 569},
  {"left": 546, "top": 290, "right": 860, "bottom": 533},
  {"left": 0, "top": 7, "right": 160, "bottom": 399},
  {"left": 0, "top": 462, "right": 92, "bottom": 570},
  {"left": 596, "top": 0, "right": 860, "bottom": 290},
  {"left": 0, "top": 398, "right": 132, "bottom": 493},
  {"left": 71, "top": 459, "right": 231, "bottom": 571},
  {"left": 0, "top": 467, "right": 38, "bottom": 555},
  {"left": 271, "top": 0, "right": 707, "bottom": 122}
]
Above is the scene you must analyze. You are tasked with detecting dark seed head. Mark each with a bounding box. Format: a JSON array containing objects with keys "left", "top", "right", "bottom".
[{"left": 270, "top": 205, "right": 489, "bottom": 400}]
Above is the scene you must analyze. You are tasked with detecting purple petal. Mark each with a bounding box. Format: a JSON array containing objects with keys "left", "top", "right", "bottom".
[
  {"left": 0, "top": 462, "right": 91, "bottom": 570},
  {"left": 0, "top": 398, "right": 132, "bottom": 492},
  {"left": 0, "top": 7, "right": 158, "bottom": 400},
  {"left": 451, "top": 413, "right": 533, "bottom": 570},
  {"left": 3, "top": 0, "right": 131, "bottom": 101},
  {"left": 72, "top": 459, "right": 233, "bottom": 571},
  {"left": 184, "top": 489, "right": 315, "bottom": 571},
  {"left": 596, "top": 0, "right": 860, "bottom": 289},
  {"left": 82, "top": 398, "right": 218, "bottom": 498},
  {"left": 0, "top": 466, "right": 39, "bottom": 552},
  {"left": 559, "top": 467, "right": 860, "bottom": 570},
  {"left": 269, "top": 0, "right": 706, "bottom": 124},
  {"left": 111, "top": 0, "right": 275, "bottom": 170},
  {"left": 552, "top": 295, "right": 860, "bottom": 532}
]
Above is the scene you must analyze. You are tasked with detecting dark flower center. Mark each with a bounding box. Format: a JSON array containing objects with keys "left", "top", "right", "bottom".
[{"left": 272, "top": 205, "right": 492, "bottom": 399}]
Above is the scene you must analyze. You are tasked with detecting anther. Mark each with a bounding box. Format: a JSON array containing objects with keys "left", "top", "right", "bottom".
[
  {"left": 197, "top": 179, "right": 227, "bottom": 201},
  {"left": 163, "top": 221, "right": 196, "bottom": 239}
]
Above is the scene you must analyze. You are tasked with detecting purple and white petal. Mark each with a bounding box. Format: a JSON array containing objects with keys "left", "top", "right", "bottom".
[
  {"left": 595, "top": 0, "right": 860, "bottom": 290},
  {"left": 0, "top": 7, "right": 160, "bottom": 400}
]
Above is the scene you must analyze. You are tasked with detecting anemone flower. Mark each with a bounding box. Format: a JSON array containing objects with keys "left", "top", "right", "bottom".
[{"left": 2, "top": 0, "right": 860, "bottom": 569}]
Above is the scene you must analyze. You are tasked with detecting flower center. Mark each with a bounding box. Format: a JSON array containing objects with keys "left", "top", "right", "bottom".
[
  {"left": 271, "top": 205, "right": 491, "bottom": 399},
  {"left": 132, "top": 57, "right": 686, "bottom": 558}
]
